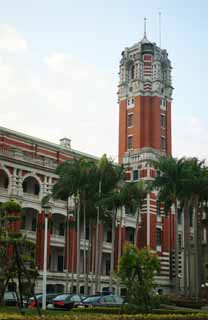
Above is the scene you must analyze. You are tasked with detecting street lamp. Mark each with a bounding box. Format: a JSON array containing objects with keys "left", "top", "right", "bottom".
[{"left": 42, "top": 203, "right": 51, "bottom": 310}]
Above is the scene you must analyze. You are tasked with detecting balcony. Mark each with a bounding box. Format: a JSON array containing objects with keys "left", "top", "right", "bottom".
[{"left": 0, "top": 146, "right": 57, "bottom": 170}]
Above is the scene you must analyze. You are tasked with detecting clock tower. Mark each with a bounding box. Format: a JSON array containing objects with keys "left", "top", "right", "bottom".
[{"left": 117, "top": 32, "right": 175, "bottom": 291}]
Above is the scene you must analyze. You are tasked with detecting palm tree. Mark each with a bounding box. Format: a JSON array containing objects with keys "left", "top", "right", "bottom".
[
  {"left": 100, "top": 180, "right": 147, "bottom": 292},
  {"left": 182, "top": 158, "right": 208, "bottom": 299},
  {"left": 93, "top": 155, "right": 124, "bottom": 292},
  {"left": 153, "top": 156, "right": 186, "bottom": 295},
  {"left": 53, "top": 157, "right": 97, "bottom": 294}
]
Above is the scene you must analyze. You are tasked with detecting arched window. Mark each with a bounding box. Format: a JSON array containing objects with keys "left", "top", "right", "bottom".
[
  {"left": 130, "top": 65, "right": 135, "bottom": 79},
  {"left": 23, "top": 176, "right": 40, "bottom": 195},
  {"left": 0, "top": 169, "right": 9, "bottom": 189},
  {"left": 126, "top": 227, "right": 135, "bottom": 243}
]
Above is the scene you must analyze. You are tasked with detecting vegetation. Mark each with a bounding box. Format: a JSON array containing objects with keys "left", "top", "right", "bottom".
[
  {"left": 52, "top": 154, "right": 147, "bottom": 294},
  {"left": 0, "top": 200, "right": 38, "bottom": 313},
  {"left": 153, "top": 156, "right": 208, "bottom": 300},
  {"left": 116, "top": 243, "right": 160, "bottom": 312},
  {"left": 1, "top": 306, "right": 208, "bottom": 320}
]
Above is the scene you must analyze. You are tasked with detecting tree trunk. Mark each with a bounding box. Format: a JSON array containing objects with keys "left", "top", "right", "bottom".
[
  {"left": 83, "top": 193, "right": 87, "bottom": 295},
  {"left": 97, "top": 224, "right": 103, "bottom": 292},
  {"left": 117, "top": 207, "right": 123, "bottom": 295},
  {"left": 110, "top": 209, "right": 116, "bottom": 292},
  {"left": 94, "top": 206, "right": 100, "bottom": 293},
  {"left": 65, "top": 198, "right": 70, "bottom": 293},
  {"left": 193, "top": 198, "right": 200, "bottom": 301},
  {"left": 174, "top": 201, "right": 179, "bottom": 295},
  {"left": 183, "top": 201, "right": 191, "bottom": 297},
  {"left": 134, "top": 208, "right": 140, "bottom": 246},
  {"left": 76, "top": 197, "right": 81, "bottom": 294},
  {"left": 86, "top": 221, "right": 92, "bottom": 295},
  {"left": 95, "top": 179, "right": 102, "bottom": 293},
  {"left": 70, "top": 200, "right": 78, "bottom": 294},
  {"left": 90, "top": 224, "right": 95, "bottom": 294}
]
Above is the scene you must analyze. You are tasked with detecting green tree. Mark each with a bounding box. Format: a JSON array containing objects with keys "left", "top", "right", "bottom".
[
  {"left": 181, "top": 158, "right": 208, "bottom": 299},
  {"left": 153, "top": 156, "right": 186, "bottom": 295},
  {"left": 116, "top": 243, "right": 160, "bottom": 312},
  {"left": 0, "top": 200, "right": 38, "bottom": 314},
  {"left": 94, "top": 154, "right": 124, "bottom": 292},
  {"left": 101, "top": 180, "right": 147, "bottom": 292},
  {"left": 53, "top": 157, "right": 97, "bottom": 294}
]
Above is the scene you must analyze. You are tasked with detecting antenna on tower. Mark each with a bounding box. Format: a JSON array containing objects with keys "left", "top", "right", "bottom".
[
  {"left": 159, "top": 11, "right": 162, "bottom": 47},
  {"left": 144, "top": 17, "right": 147, "bottom": 39}
]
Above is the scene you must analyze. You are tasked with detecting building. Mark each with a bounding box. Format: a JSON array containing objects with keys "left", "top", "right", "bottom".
[
  {"left": 118, "top": 32, "right": 176, "bottom": 293},
  {"left": 0, "top": 31, "right": 176, "bottom": 295},
  {"left": 0, "top": 126, "right": 133, "bottom": 294}
]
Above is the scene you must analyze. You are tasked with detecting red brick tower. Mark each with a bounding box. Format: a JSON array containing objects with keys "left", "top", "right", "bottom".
[
  {"left": 118, "top": 32, "right": 174, "bottom": 292},
  {"left": 118, "top": 35, "right": 173, "bottom": 164}
]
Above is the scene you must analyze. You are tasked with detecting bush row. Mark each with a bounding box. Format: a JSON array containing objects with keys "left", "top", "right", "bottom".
[{"left": 1, "top": 312, "right": 208, "bottom": 320}]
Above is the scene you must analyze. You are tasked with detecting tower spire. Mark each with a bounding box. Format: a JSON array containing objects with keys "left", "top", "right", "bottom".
[
  {"left": 159, "top": 12, "right": 162, "bottom": 47},
  {"left": 144, "top": 17, "right": 147, "bottom": 39}
]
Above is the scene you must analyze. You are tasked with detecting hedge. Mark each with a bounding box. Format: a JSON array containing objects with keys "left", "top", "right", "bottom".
[{"left": 1, "top": 313, "right": 208, "bottom": 320}]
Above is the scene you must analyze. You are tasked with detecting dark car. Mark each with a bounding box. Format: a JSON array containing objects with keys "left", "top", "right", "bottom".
[
  {"left": 3, "top": 291, "right": 18, "bottom": 306},
  {"left": 52, "top": 294, "right": 83, "bottom": 310},
  {"left": 28, "top": 293, "right": 59, "bottom": 308},
  {"left": 79, "top": 294, "right": 123, "bottom": 308}
]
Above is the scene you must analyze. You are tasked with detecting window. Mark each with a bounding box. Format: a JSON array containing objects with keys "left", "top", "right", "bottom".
[
  {"left": 127, "top": 136, "right": 133, "bottom": 149},
  {"left": 178, "top": 233, "right": 183, "bottom": 251},
  {"left": 57, "top": 256, "right": 64, "bottom": 272},
  {"left": 59, "top": 223, "right": 65, "bottom": 236},
  {"left": 178, "top": 209, "right": 182, "bottom": 225},
  {"left": 156, "top": 228, "right": 162, "bottom": 246},
  {"left": 105, "top": 260, "right": 110, "bottom": 276},
  {"left": 160, "top": 98, "right": 166, "bottom": 110},
  {"left": 106, "top": 230, "right": 112, "bottom": 243},
  {"left": 32, "top": 218, "right": 36, "bottom": 231},
  {"left": 130, "top": 65, "right": 135, "bottom": 79},
  {"left": 86, "top": 226, "right": 89, "bottom": 240},
  {"left": 203, "top": 228, "right": 207, "bottom": 242},
  {"left": 127, "top": 98, "right": 135, "bottom": 108},
  {"left": 160, "top": 136, "right": 166, "bottom": 150},
  {"left": 160, "top": 114, "right": 166, "bottom": 128},
  {"left": 103, "top": 295, "right": 114, "bottom": 303},
  {"left": 133, "top": 169, "right": 139, "bottom": 181},
  {"left": 127, "top": 113, "right": 133, "bottom": 127}
]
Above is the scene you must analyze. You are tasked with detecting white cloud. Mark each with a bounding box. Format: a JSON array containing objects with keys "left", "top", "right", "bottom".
[
  {"left": 0, "top": 49, "right": 118, "bottom": 159},
  {"left": 0, "top": 25, "right": 28, "bottom": 53}
]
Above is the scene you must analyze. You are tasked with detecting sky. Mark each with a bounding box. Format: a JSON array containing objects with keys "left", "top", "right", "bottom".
[{"left": 0, "top": 0, "right": 208, "bottom": 161}]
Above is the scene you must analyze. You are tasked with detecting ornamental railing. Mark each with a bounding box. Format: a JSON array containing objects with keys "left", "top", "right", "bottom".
[{"left": 0, "top": 146, "right": 57, "bottom": 169}]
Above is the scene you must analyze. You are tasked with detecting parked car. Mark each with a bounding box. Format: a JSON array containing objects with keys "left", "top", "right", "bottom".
[
  {"left": 28, "top": 293, "right": 59, "bottom": 308},
  {"left": 3, "top": 291, "right": 18, "bottom": 306},
  {"left": 52, "top": 294, "right": 84, "bottom": 310},
  {"left": 78, "top": 294, "right": 124, "bottom": 308}
]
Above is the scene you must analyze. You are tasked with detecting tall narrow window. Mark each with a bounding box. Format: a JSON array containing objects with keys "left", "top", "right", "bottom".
[
  {"left": 156, "top": 228, "right": 162, "bottom": 246},
  {"left": 133, "top": 169, "right": 139, "bottom": 181},
  {"left": 127, "top": 136, "right": 133, "bottom": 149},
  {"left": 160, "top": 136, "right": 166, "bottom": 151},
  {"left": 131, "top": 65, "right": 135, "bottom": 79},
  {"left": 178, "top": 233, "right": 183, "bottom": 251},
  {"left": 160, "top": 114, "right": 166, "bottom": 128},
  {"left": 127, "top": 113, "right": 133, "bottom": 127}
]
